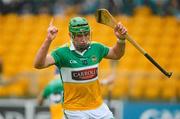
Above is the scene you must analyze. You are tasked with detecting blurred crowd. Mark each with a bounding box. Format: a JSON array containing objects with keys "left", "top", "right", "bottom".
[{"left": 0, "top": 0, "right": 180, "bottom": 17}]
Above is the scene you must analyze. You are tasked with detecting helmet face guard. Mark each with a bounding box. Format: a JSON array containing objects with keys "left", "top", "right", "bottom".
[{"left": 69, "top": 17, "right": 91, "bottom": 51}]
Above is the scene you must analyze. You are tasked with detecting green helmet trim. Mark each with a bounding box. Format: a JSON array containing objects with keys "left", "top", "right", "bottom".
[{"left": 69, "top": 17, "right": 90, "bottom": 35}]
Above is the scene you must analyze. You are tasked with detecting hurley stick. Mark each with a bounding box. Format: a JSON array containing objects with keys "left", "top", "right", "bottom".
[{"left": 95, "top": 9, "right": 172, "bottom": 78}]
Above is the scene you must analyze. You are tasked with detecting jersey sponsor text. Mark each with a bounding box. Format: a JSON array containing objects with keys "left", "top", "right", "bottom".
[{"left": 71, "top": 68, "right": 98, "bottom": 80}]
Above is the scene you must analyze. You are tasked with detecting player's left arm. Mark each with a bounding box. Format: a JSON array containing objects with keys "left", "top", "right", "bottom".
[{"left": 105, "top": 22, "right": 127, "bottom": 60}]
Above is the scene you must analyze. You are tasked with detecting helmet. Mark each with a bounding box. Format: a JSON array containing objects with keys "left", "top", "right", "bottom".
[{"left": 69, "top": 17, "right": 90, "bottom": 35}]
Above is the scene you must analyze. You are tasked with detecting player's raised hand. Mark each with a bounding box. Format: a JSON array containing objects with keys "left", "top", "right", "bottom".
[
  {"left": 47, "top": 18, "right": 58, "bottom": 41},
  {"left": 114, "top": 22, "right": 127, "bottom": 40}
]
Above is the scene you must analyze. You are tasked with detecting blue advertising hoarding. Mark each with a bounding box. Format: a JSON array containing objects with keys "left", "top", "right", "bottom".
[{"left": 123, "top": 101, "right": 180, "bottom": 119}]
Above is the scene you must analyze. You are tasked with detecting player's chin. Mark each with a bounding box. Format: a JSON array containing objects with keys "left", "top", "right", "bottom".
[{"left": 82, "top": 43, "right": 90, "bottom": 49}]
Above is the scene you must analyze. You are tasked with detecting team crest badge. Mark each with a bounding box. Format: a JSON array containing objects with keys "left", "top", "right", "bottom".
[{"left": 91, "top": 55, "right": 97, "bottom": 62}]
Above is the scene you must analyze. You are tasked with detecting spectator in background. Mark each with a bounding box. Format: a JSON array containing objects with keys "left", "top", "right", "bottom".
[
  {"left": 107, "top": 0, "right": 119, "bottom": 15},
  {"left": 65, "top": 0, "right": 84, "bottom": 16},
  {"left": 0, "top": 0, "right": 3, "bottom": 14},
  {"left": 168, "top": 0, "right": 180, "bottom": 18},
  {"left": 1, "top": 0, "right": 180, "bottom": 17},
  {"left": 79, "top": 0, "right": 100, "bottom": 15},
  {"left": 52, "top": 0, "right": 83, "bottom": 16},
  {"left": 145, "top": 0, "right": 169, "bottom": 16},
  {"left": 133, "top": 0, "right": 145, "bottom": 7},
  {"left": 122, "top": 0, "right": 136, "bottom": 16},
  {"left": 53, "top": 0, "right": 66, "bottom": 16},
  {"left": 99, "top": 0, "right": 122, "bottom": 15}
]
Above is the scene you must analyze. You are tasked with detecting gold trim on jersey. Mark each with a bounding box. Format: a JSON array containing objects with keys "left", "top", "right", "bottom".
[{"left": 62, "top": 80, "right": 103, "bottom": 110}]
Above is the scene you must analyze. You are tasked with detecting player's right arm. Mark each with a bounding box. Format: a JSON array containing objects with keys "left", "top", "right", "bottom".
[{"left": 34, "top": 19, "right": 58, "bottom": 69}]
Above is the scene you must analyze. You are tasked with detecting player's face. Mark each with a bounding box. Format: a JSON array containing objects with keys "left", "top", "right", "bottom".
[{"left": 72, "top": 32, "right": 90, "bottom": 52}]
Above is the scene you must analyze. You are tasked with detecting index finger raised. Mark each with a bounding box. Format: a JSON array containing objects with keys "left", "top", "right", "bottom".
[{"left": 49, "top": 18, "right": 54, "bottom": 26}]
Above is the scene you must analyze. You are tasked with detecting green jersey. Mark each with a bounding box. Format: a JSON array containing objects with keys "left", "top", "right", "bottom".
[
  {"left": 42, "top": 79, "right": 63, "bottom": 101},
  {"left": 51, "top": 42, "right": 109, "bottom": 110}
]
